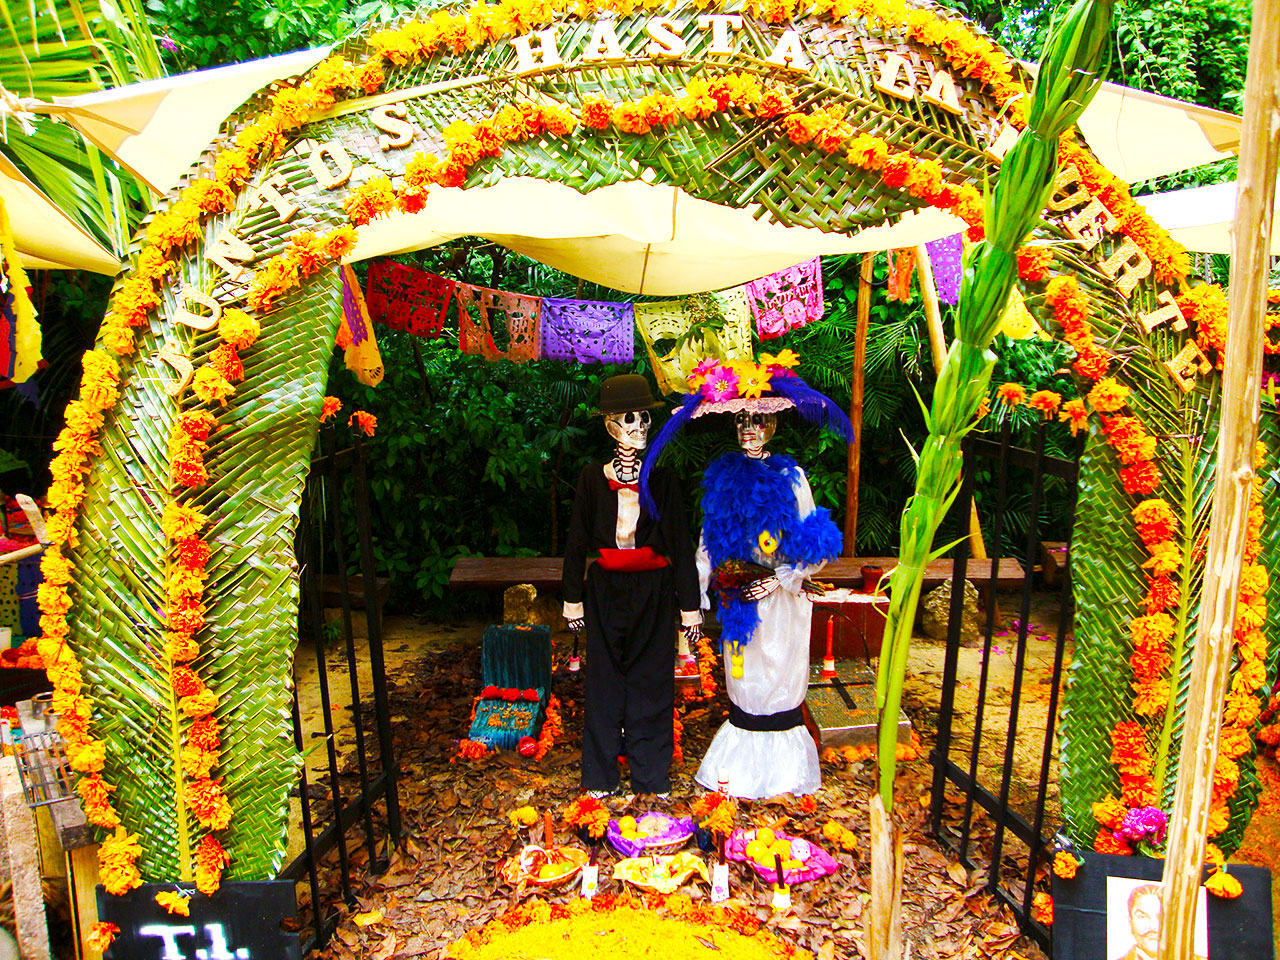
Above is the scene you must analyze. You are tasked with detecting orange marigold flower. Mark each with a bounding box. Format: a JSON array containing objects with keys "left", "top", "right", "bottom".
[
  {"left": 1121, "top": 461, "right": 1162, "bottom": 495},
  {"left": 195, "top": 835, "right": 230, "bottom": 896},
  {"left": 1132, "top": 678, "right": 1170, "bottom": 716},
  {"left": 1094, "top": 828, "right": 1132, "bottom": 855},
  {"left": 172, "top": 666, "right": 206, "bottom": 699},
  {"left": 1206, "top": 870, "right": 1243, "bottom": 899},
  {"left": 1031, "top": 891, "right": 1053, "bottom": 926},
  {"left": 211, "top": 343, "right": 244, "bottom": 383},
  {"left": 798, "top": 794, "right": 818, "bottom": 814},
  {"left": 1120, "top": 773, "right": 1157, "bottom": 808},
  {"left": 166, "top": 631, "right": 200, "bottom": 662},
  {"left": 192, "top": 366, "right": 235, "bottom": 406},
  {"left": 1058, "top": 398, "right": 1089, "bottom": 436},
  {"left": 1207, "top": 799, "right": 1230, "bottom": 836},
  {"left": 189, "top": 715, "right": 222, "bottom": 752},
  {"left": 580, "top": 94, "right": 614, "bottom": 129},
  {"left": 1053, "top": 851, "right": 1080, "bottom": 879},
  {"left": 343, "top": 177, "right": 397, "bottom": 226},
  {"left": 996, "top": 383, "right": 1026, "bottom": 407},
  {"left": 1212, "top": 755, "right": 1240, "bottom": 799},
  {"left": 186, "top": 178, "right": 236, "bottom": 214},
  {"left": 187, "top": 778, "right": 233, "bottom": 829},
  {"left": 320, "top": 396, "right": 343, "bottom": 423},
  {"left": 1027, "top": 390, "right": 1061, "bottom": 419},
  {"left": 354, "top": 60, "right": 385, "bottom": 94},
  {"left": 1088, "top": 377, "right": 1130, "bottom": 413},
  {"left": 322, "top": 226, "right": 359, "bottom": 260},
  {"left": 1218, "top": 726, "right": 1252, "bottom": 760},
  {"left": 155, "top": 890, "right": 192, "bottom": 916},
  {"left": 1205, "top": 843, "right": 1226, "bottom": 868},
  {"left": 67, "top": 738, "right": 106, "bottom": 774},
  {"left": 1132, "top": 499, "right": 1178, "bottom": 545},
  {"left": 180, "top": 689, "right": 219, "bottom": 718},
  {"left": 1129, "top": 612, "right": 1174, "bottom": 652},
  {"left": 1139, "top": 541, "right": 1181, "bottom": 578},
  {"left": 349, "top": 410, "right": 377, "bottom": 436},
  {"left": 1110, "top": 721, "right": 1151, "bottom": 776},
  {"left": 99, "top": 827, "right": 143, "bottom": 896},
  {"left": 182, "top": 743, "right": 219, "bottom": 780},
  {"left": 1072, "top": 346, "right": 1111, "bottom": 381},
  {"left": 1017, "top": 245, "right": 1055, "bottom": 283},
  {"left": 85, "top": 922, "right": 120, "bottom": 953},
  {"left": 1141, "top": 576, "right": 1179, "bottom": 615}
]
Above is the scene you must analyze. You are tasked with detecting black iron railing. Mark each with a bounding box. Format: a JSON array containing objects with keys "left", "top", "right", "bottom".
[
  {"left": 929, "top": 423, "right": 1080, "bottom": 950},
  {"left": 281, "top": 428, "right": 402, "bottom": 952}
]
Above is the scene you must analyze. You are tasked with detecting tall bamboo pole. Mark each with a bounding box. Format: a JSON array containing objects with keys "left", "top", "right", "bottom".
[
  {"left": 844, "top": 253, "right": 874, "bottom": 556},
  {"left": 1158, "top": 3, "right": 1280, "bottom": 956}
]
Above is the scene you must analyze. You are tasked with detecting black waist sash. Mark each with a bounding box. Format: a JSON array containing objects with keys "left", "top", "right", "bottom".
[{"left": 728, "top": 703, "right": 804, "bottom": 732}]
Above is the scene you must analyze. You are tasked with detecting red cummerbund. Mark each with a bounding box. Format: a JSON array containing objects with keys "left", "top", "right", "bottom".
[{"left": 596, "top": 546, "right": 670, "bottom": 572}]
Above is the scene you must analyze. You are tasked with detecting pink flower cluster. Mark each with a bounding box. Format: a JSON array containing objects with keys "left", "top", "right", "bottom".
[{"left": 1116, "top": 805, "right": 1168, "bottom": 846}]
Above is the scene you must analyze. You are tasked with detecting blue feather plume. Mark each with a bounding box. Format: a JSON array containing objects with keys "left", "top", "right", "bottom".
[{"left": 639, "top": 391, "right": 702, "bottom": 517}]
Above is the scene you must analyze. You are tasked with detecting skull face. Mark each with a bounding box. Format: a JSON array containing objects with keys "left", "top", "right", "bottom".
[
  {"left": 606, "top": 410, "right": 652, "bottom": 451},
  {"left": 735, "top": 411, "right": 777, "bottom": 456}
]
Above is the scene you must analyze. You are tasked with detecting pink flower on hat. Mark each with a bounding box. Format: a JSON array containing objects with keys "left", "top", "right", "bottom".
[{"left": 701, "top": 365, "right": 739, "bottom": 402}]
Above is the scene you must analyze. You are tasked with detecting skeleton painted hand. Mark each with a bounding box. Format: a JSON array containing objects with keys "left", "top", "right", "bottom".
[
  {"left": 567, "top": 617, "right": 585, "bottom": 634},
  {"left": 681, "top": 621, "right": 702, "bottom": 645},
  {"left": 742, "top": 575, "right": 780, "bottom": 602}
]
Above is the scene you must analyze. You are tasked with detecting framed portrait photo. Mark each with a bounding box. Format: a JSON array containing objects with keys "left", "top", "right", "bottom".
[{"left": 1052, "top": 852, "right": 1273, "bottom": 960}]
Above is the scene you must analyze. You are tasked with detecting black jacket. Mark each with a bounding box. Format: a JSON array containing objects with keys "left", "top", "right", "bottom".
[{"left": 562, "top": 463, "right": 700, "bottom": 612}]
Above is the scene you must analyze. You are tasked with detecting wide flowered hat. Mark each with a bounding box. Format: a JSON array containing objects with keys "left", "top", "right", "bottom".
[{"left": 638, "top": 350, "right": 854, "bottom": 516}]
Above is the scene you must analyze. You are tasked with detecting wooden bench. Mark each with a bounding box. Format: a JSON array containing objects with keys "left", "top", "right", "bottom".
[{"left": 448, "top": 556, "right": 1025, "bottom": 593}]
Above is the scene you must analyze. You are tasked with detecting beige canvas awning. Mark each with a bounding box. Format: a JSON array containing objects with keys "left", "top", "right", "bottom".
[
  {"left": 1137, "top": 179, "right": 1280, "bottom": 256},
  {"left": 0, "top": 153, "right": 122, "bottom": 273},
  {"left": 53, "top": 47, "right": 331, "bottom": 197},
  {"left": 1020, "top": 64, "right": 1240, "bottom": 183},
  {"left": 350, "top": 177, "right": 968, "bottom": 294}
]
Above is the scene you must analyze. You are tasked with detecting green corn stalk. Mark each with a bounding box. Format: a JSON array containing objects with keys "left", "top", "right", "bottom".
[{"left": 874, "top": 0, "right": 1115, "bottom": 808}]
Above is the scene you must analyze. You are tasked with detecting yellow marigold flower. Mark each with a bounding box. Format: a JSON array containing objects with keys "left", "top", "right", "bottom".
[
  {"left": 161, "top": 501, "right": 207, "bottom": 540},
  {"left": 507, "top": 805, "right": 539, "bottom": 828},
  {"left": 1205, "top": 870, "right": 1243, "bottom": 899},
  {"left": 155, "top": 891, "right": 191, "bottom": 916},
  {"left": 1140, "top": 541, "right": 1182, "bottom": 578},
  {"left": 1131, "top": 678, "right": 1170, "bottom": 716},
  {"left": 218, "top": 308, "right": 261, "bottom": 351},
  {"left": 1087, "top": 377, "right": 1130, "bottom": 413},
  {"left": 179, "top": 690, "right": 219, "bottom": 718},
  {"left": 1204, "top": 843, "right": 1226, "bottom": 868},
  {"left": 192, "top": 366, "right": 235, "bottom": 406}
]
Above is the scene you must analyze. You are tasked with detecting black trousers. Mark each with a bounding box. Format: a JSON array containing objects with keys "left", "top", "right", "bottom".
[{"left": 582, "top": 564, "right": 676, "bottom": 793}]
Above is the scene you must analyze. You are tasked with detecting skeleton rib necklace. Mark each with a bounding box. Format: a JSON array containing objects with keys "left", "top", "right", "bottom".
[{"left": 613, "top": 446, "right": 640, "bottom": 483}]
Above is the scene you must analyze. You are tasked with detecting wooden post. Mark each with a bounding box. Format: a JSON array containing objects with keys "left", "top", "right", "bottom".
[
  {"left": 914, "top": 244, "right": 989, "bottom": 564},
  {"left": 844, "top": 253, "right": 874, "bottom": 556},
  {"left": 1158, "top": 3, "right": 1280, "bottom": 957}
]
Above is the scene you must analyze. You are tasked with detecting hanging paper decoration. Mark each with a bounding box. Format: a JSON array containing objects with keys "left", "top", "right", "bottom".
[
  {"left": 455, "top": 283, "right": 541, "bottom": 363},
  {"left": 925, "top": 234, "right": 964, "bottom": 306},
  {"left": 998, "top": 286, "right": 1046, "bottom": 340},
  {"left": 0, "top": 197, "right": 38, "bottom": 384},
  {"left": 744, "top": 258, "right": 824, "bottom": 340},
  {"left": 886, "top": 249, "right": 917, "bottom": 303},
  {"left": 635, "top": 288, "right": 754, "bottom": 395},
  {"left": 540, "top": 298, "right": 635, "bottom": 365},
  {"left": 340, "top": 265, "right": 384, "bottom": 386},
  {"left": 364, "top": 260, "right": 454, "bottom": 339}
]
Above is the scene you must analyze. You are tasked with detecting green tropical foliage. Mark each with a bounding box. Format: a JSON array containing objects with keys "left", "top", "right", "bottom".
[{"left": 0, "top": 0, "right": 164, "bottom": 256}]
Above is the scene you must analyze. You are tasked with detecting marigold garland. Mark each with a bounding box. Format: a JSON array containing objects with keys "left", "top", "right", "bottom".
[{"left": 564, "top": 795, "right": 610, "bottom": 839}]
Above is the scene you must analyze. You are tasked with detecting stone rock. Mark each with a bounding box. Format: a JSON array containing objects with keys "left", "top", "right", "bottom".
[
  {"left": 502, "top": 584, "right": 557, "bottom": 627},
  {"left": 920, "top": 579, "right": 981, "bottom": 644}
]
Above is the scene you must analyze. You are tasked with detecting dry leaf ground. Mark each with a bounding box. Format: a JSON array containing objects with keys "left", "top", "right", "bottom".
[{"left": 299, "top": 592, "right": 1073, "bottom": 960}]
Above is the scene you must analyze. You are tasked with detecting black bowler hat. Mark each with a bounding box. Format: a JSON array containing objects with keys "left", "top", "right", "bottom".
[{"left": 595, "top": 374, "right": 664, "bottom": 415}]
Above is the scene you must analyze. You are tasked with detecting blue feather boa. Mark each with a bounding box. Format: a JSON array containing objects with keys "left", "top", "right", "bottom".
[{"left": 702, "top": 452, "right": 842, "bottom": 647}]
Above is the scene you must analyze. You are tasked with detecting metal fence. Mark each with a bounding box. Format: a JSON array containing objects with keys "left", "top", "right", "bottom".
[
  {"left": 928, "top": 423, "right": 1081, "bottom": 950},
  {"left": 280, "top": 428, "right": 402, "bottom": 952}
]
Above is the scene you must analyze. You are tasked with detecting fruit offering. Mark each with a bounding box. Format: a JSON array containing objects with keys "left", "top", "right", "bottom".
[
  {"left": 606, "top": 812, "right": 695, "bottom": 858},
  {"left": 725, "top": 828, "right": 840, "bottom": 885},
  {"left": 497, "top": 844, "right": 589, "bottom": 889},
  {"left": 612, "top": 852, "right": 710, "bottom": 893}
]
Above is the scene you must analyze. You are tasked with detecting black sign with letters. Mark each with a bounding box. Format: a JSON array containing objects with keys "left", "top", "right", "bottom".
[{"left": 95, "top": 881, "right": 300, "bottom": 960}]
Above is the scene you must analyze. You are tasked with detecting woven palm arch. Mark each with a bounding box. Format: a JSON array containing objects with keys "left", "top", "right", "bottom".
[{"left": 53, "top": 0, "right": 1275, "bottom": 888}]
